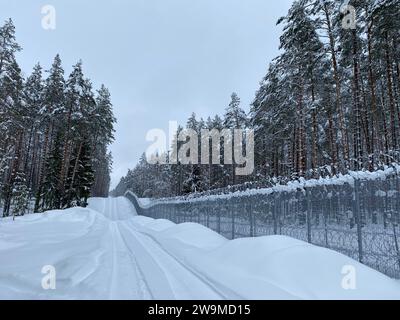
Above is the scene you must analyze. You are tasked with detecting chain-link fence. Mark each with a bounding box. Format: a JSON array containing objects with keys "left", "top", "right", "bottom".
[{"left": 125, "top": 172, "right": 400, "bottom": 279}]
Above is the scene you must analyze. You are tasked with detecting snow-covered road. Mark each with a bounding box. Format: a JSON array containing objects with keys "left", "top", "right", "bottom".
[
  {"left": 1, "top": 197, "right": 400, "bottom": 300},
  {"left": 99, "top": 198, "right": 229, "bottom": 300}
]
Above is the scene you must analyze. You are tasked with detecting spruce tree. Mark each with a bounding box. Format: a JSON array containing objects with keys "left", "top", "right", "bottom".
[
  {"left": 40, "top": 131, "right": 62, "bottom": 211},
  {"left": 11, "top": 171, "right": 29, "bottom": 219}
]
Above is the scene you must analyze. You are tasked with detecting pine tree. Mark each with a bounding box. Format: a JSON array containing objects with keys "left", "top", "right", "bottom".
[
  {"left": 224, "top": 93, "right": 247, "bottom": 129},
  {"left": 58, "top": 62, "right": 85, "bottom": 200},
  {"left": 0, "top": 20, "right": 115, "bottom": 214},
  {"left": 1, "top": 58, "right": 26, "bottom": 216},
  {"left": 23, "top": 64, "right": 44, "bottom": 190},
  {"left": 0, "top": 19, "right": 21, "bottom": 77},
  {"left": 224, "top": 92, "right": 247, "bottom": 185},
  {"left": 35, "top": 55, "right": 65, "bottom": 210},
  {"left": 0, "top": 19, "right": 21, "bottom": 209},
  {"left": 278, "top": 0, "right": 324, "bottom": 176},
  {"left": 91, "top": 85, "right": 116, "bottom": 197}
]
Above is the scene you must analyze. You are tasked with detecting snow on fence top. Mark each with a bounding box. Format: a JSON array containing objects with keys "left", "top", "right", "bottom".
[{"left": 135, "top": 164, "right": 400, "bottom": 207}]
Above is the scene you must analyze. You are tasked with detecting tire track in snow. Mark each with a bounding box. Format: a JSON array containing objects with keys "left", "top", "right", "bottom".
[
  {"left": 108, "top": 222, "right": 120, "bottom": 299},
  {"left": 96, "top": 197, "right": 239, "bottom": 299},
  {"left": 119, "top": 222, "right": 236, "bottom": 300},
  {"left": 103, "top": 197, "right": 152, "bottom": 299},
  {"left": 129, "top": 222, "right": 305, "bottom": 300},
  {"left": 108, "top": 222, "right": 152, "bottom": 299}
]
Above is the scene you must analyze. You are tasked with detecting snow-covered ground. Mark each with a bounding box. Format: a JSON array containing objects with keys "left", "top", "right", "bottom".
[{"left": 0, "top": 197, "right": 399, "bottom": 300}]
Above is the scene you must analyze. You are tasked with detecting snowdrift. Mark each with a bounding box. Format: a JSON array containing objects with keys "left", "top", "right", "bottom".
[
  {"left": 0, "top": 197, "right": 399, "bottom": 300},
  {"left": 132, "top": 216, "right": 400, "bottom": 300}
]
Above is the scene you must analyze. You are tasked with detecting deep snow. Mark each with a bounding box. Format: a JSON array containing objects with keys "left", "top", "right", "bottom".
[{"left": 0, "top": 197, "right": 399, "bottom": 300}]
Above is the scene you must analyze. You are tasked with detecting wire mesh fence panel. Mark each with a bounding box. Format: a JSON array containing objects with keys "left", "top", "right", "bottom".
[{"left": 126, "top": 172, "right": 400, "bottom": 278}]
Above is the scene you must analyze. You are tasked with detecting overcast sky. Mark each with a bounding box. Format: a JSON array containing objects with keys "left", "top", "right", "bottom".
[{"left": 1, "top": 0, "right": 293, "bottom": 189}]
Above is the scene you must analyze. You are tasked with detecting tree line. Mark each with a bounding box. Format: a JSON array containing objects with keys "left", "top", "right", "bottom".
[
  {"left": 114, "top": 0, "right": 400, "bottom": 199},
  {"left": 0, "top": 19, "right": 116, "bottom": 218},
  {"left": 113, "top": 93, "right": 249, "bottom": 198}
]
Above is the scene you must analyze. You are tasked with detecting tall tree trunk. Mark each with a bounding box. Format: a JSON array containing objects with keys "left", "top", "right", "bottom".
[
  {"left": 34, "top": 121, "right": 52, "bottom": 212},
  {"left": 352, "top": 30, "right": 363, "bottom": 170},
  {"left": 327, "top": 104, "right": 337, "bottom": 175},
  {"left": 393, "top": 37, "right": 400, "bottom": 96},
  {"left": 23, "top": 125, "right": 35, "bottom": 174},
  {"left": 366, "top": 16, "right": 380, "bottom": 160},
  {"left": 360, "top": 73, "right": 373, "bottom": 170},
  {"left": 324, "top": 3, "right": 349, "bottom": 167},
  {"left": 58, "top": 108, "right": 72, "bottom": 200},
  {"left": 68, "top": 142, "right": 84, "bottom": 197},
  {"left": 292, "top": 125, "right": 297, "bottom": 175},
  {"left": 385, "top": 32, "right": 397, "bottom": 152},
  {"left": 310, "top": 82, "right": 318, "bottom": 176},
  {"left": 380, "top": 87, "right": 391, "bottom": 164},
  {"left": 293, "top": 131, "right": 297, "bottom": 176},
  {"left": 28, "top": 132, "right": 37, "bottom": 190},
  {"left": 297, "top": 78, "right": 306, "bottom": 176}
]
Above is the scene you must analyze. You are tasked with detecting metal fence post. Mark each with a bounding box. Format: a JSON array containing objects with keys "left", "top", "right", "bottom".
[
  {"left": 206, "top": 202, "right": 210, "bottom": 228},
  {"left": 249, "top": 200, "right": 254, "bottom": 237},
  {"left": 198, "top": 205, "right": 201, "bottom": 224},
  {"left": 306, "top": 188, "right": 312, "bottom": 244},
  {"left": 232, "top": 204, "right": 235, "bottom": 240},
  {"left": 325, "top": 192, "right": 330, "bottom": 248},
  {"left": 394, "top": 173, "right": 400, "bottom": 273},
  {"left": 253, "top": 200, "right": 257, "bottom": 237},
  {"left": 273, "top": 193, "right": 278, "bottom": 235},
  {"left": 354, "top": 179, "right": 364, "bottom": 263},
  {"left": 217, "top": 203, "right": 221, "bottom": 234}
]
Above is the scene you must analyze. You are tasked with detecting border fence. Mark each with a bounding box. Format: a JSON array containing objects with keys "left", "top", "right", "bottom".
[{"left": 125, "top": 169, "right": 400, "bottom": 279}]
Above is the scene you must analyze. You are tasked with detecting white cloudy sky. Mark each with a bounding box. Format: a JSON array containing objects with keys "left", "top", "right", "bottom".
[{"left": 1, "top": 0, "right": 293, "bottom": 188}]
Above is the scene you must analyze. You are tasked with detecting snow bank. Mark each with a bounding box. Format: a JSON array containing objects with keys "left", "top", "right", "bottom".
[
  {"left": 156, "top": 223, "right": 227, "bottom": 249},
  {"left": 0, "top": 197, "right": 399, "bottom": 300},
  {"left": 0, "top": 207, "right": 110, "bottom": 300},
  {"left": 132, "top": 218, "right": 400, "bottom": 300}
]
